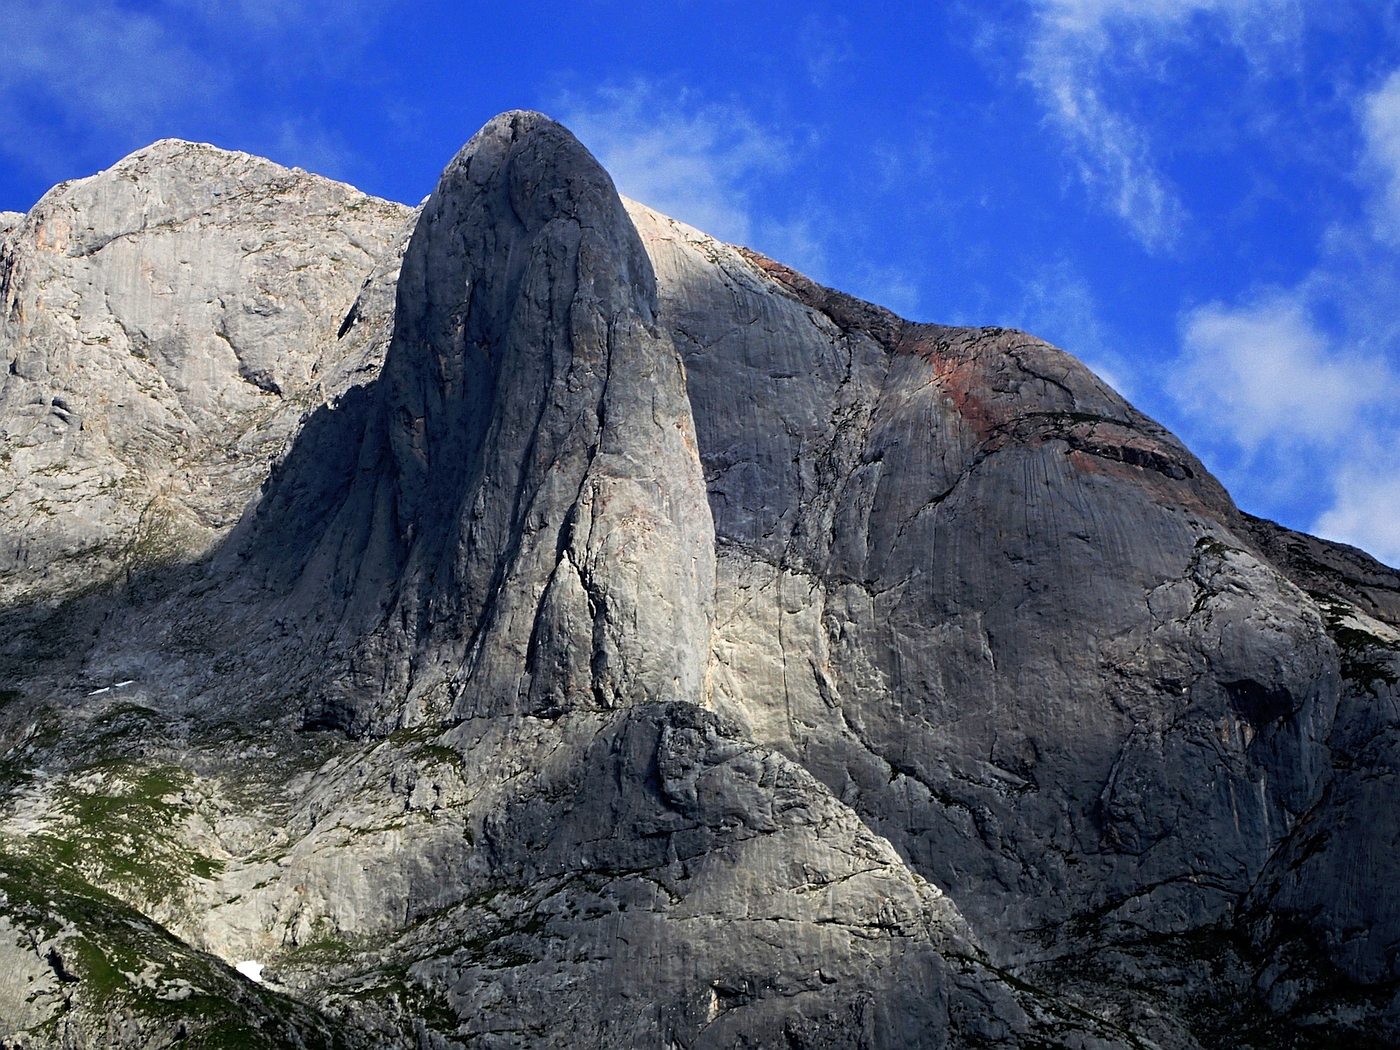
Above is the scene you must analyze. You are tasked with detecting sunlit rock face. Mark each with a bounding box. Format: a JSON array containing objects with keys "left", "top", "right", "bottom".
[
  {"left": 0, "top": 111, "right": 1397, "bottom": 1050},
  {"left": 0, "top": 140, "right": 415, "bottom": 609}
]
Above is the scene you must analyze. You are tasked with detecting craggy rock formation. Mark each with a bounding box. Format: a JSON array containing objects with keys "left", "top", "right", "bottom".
[
  {"left": 239, "top": 113, "right": 718, "bottom": 738},
  {"left": 0, "top": 141, "right": 415, "bottom": 611},
  {"left": 0, "top": 112, "right": 1397, "bottom": 1049}
]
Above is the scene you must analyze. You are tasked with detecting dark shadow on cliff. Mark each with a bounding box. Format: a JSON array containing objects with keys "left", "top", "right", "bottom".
[{"left": 0, "top": 374, "right": 388, "bottom": 739}]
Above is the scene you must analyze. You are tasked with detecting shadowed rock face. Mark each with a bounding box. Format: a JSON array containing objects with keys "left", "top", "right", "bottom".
[
  {"left": 0, "top": 111, "right": 1398, "bottom": 1049},
  {"left": 629, "top": 201, "right": 1340, "bottom": 956}
]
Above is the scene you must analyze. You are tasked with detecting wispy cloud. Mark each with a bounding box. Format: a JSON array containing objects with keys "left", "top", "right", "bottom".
[
  {"left": 270, "top": 120, "right": 358, "bottom": 182},
  {"left": 1018, "top": 0, "right": 1400, "bottom": 566},
  {"left": 1164, "top": 65, "right": 1400, "bottom": 567},
  {"left": 798, "top": 14, "right": 854, "bottom": 88},
  {"left": 173, "top": 0, "right": 371, "bottom": 32},
  {"left": 555, "top": 82, "right": 793, "bottom": 249},
  {"left": 1024, "top": 0, "right": 1300, "bottom": 251},
  {"left": 0, "top": 0, "right": 393, "bottom": 188},
  {"left": 1362, "top": 68, "right": 1400, "bottom": 243},
  {"left": 835, "top": 259, "right": 922, "bottom": 318},
  {"left": 0, "top": 0, "right": 213, "bottom": 175},
  {"left": 1169, "top": 284, "right": 1400, "bottom": 569},
  {"left": 555, "top": 82, "right": 925, "bottom": 308}
]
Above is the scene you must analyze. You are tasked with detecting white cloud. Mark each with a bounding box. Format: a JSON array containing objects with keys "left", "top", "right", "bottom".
[
  {"left": 1026, "top": 9, "right": 1179, "bottom": 248},
  {"left": 0, "top": 0, "right": 212, "bottom": 168},
  {"left": 750, "top": 213, "right": 832, "bottom": 286},
  {"left": 1034, "top": 0, "right": 1294, "bottom": 44},
  {"left": 1314, "top": 449, "right": 1400, "bottom": 568},
  {"left": 555, "top": 83, "right": 792, "bottom": 248},
  {"left": 1159, "top": 65, "right": 1400, "bottom": 567},
  {"left": 175, "top": 0, "right": 360, "bottom": 30},
  {"left": 1288, "top": 67, "right": 1400, "bottom": 568},
  {"left": 1175, "top": 294, "right": 1392, "bottom": 450},
  {"left": 1024, "top": 0, "right": 1300, "bottom": 250},
  {"left": 0, "top": 0, "right": 389, "bottom": 185},
  {"left": 1363, "top": 69, "right": 1400, "bottom": 242},
  {"left": 840, "top": 261, "right": 921, "bottom": 317},
  {"left": 1168, "top": 288, "right": 1400, "bottom": 564},
  {"left": 560, "top": 84, "right": 936, "bottom": 306}
]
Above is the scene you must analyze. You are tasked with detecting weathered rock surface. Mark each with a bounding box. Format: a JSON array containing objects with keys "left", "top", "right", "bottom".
[
  {"left": 0, "top": 140, "right": 414, "bottom": 607},
  {"left": 630, "top": 200, "right": 1340, "bottom": 953},
  {"left": 0, "top": 111, "right": 1396, "bottom": 1049},
  {"left": 235, "top": 112, "right": 718, "bottom": 739}
]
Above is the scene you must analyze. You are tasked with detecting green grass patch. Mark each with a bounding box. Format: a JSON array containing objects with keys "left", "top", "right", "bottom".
[
  {"left": 1308, "top": 593, "right": 1400, "bottom": 687},
  {"left": 412, "top": 743, "right": 463, "bottom": 767},
  {"left": 16, "top": 758, "right": 227, "bottom": 908},
  {"left": 0, "top": 849, "right": 350, "bottom": 1048}
]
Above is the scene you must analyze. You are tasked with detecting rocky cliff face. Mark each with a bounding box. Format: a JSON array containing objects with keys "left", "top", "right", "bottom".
[
  {"left": 0, "top": 113, "right": 1397, "bottom": 1050},
  {"left": 0, "top": 140, "right": 415, "bottom": 610}
]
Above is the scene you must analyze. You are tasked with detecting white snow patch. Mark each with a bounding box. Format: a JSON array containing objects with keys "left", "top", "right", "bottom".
[
  {"left": 235, "top": 960, "right": 264, "bottom": 983},
  {"left": 86, "top": 681, "right": 136, "bottom": 695}
]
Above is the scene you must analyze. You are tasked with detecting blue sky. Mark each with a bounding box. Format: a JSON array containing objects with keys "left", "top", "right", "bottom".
[{"left": 3, "top": 1, "right": 1400, "bottom": 567}]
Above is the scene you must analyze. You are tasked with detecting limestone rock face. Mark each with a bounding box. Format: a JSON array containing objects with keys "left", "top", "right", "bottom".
[
  {"left": 0, "top": 140, "right": 414, "bottom": 606},
  {"left": 240, "top": 112, "right": 717, "bottom": 737},
  {"left": 629, "top": 201, "right": 1339, "bottom": 954},
  {"left": 0, "top": 112, "right": 1396, "bottom": 1049}
]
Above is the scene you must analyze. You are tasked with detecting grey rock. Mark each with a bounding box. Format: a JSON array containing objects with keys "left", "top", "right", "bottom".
[
  {"left": 629, "top": 203, "right": 1338, "bottom": 956},
  {"left": 0, "top": 111, "right": 1391, "bottom": 1049},
  {"left": 239, "top": 112, "right": 716, "bottom": 737},
  {"left": 0, "top": 139, "right": 414, "bottom": 607},
  {"left": 1240, "top": 510, "right": 1400, "bottom": 624},
  {"left": 1236, "top": 572, "right": 1400, "bottom": 1039},
  {"left": 0, "top": 851, "right": 350, "bottom": 1049}
]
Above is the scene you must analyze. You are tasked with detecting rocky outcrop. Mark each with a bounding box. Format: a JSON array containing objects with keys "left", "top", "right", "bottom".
[
  {"left": 0, "top": 851, "right": 349, "bottom": 1050},
  {"left": 0, "top": 112, "right": 1395, "bottom": 1049},
  {"left": 1240, "top": 511, "right": 1400, "bottom": 626},
  {"left": 236, "top": 112, "right": 717, "bottom": 739},
  {"left": 0, "top": 140, "right": 414, "bottom": 607},
  {"left": 629, "top": 200, "right": 1339, "bottom": 957}
]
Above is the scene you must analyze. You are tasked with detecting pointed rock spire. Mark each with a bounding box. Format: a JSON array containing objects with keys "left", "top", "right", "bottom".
[{"left": 251, "top": 111, "right": 715, "bottom": 733}]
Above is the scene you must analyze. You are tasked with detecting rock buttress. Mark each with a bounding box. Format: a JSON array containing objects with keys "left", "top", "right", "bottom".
[{"left": 246, "top": 111, "right": 715, "bottom": 735}]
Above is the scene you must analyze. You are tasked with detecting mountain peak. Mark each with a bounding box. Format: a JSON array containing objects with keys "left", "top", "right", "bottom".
[
  {"left": 0, "top": 112, "right": 1396, "bottom": 1050},
  {"left": 242, "top": 99, "right": 712, "bottom": 734}
]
